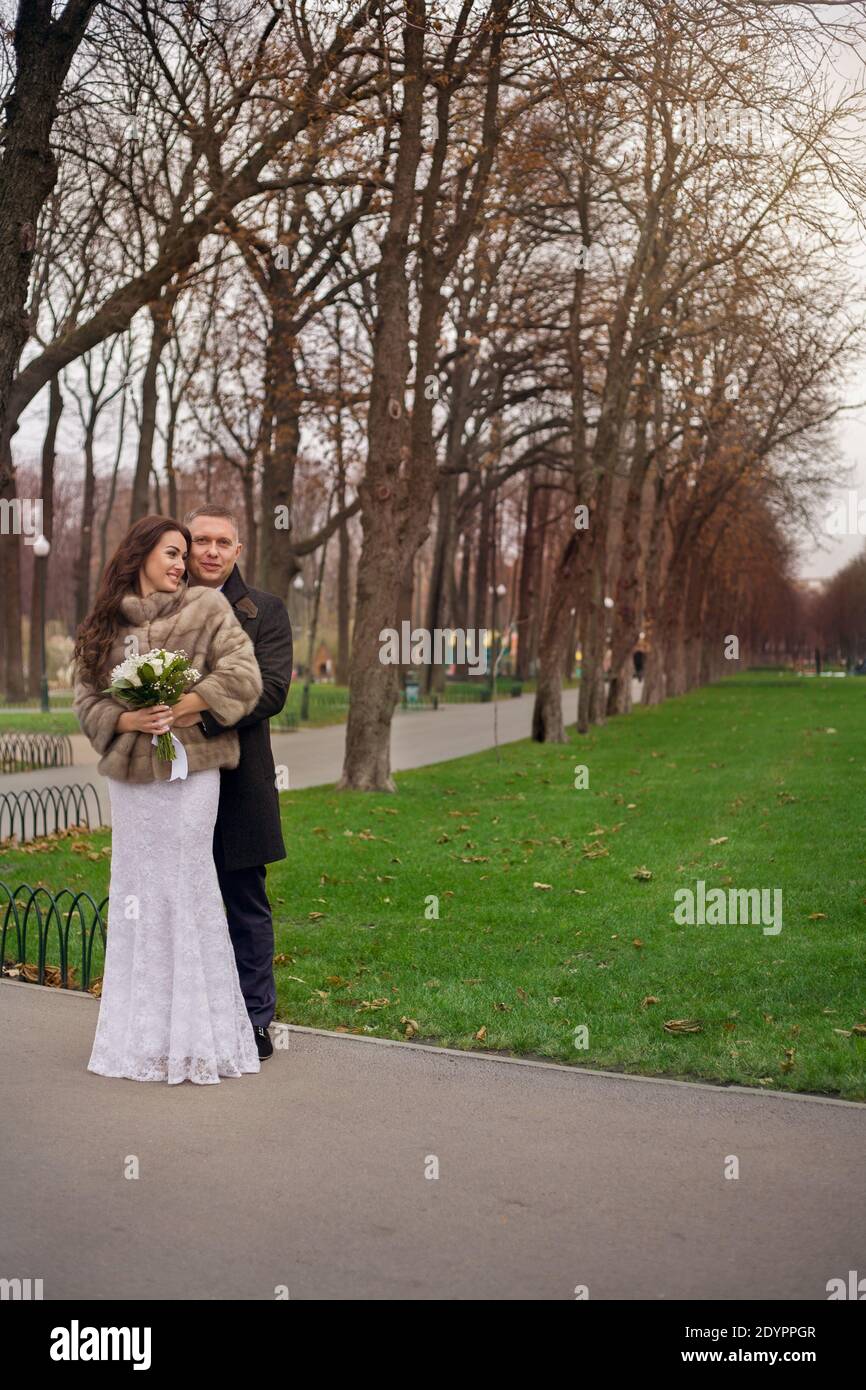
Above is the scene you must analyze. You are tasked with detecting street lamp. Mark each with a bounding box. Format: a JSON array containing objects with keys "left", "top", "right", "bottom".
[
  {"left": 292, "top": 572, "right": 307, "bottom": 643},
  {"left": 602, "top": 595, "right": 615, "bottom": 681},
  {"left": 292, "top": 572, "right": 313, "bottom": 720},
  {"left": 33, "top": 533, "right": 50, "bottom": 713},
  {"left": 488, "top": 582, "right": 508, "bottom": 694}
]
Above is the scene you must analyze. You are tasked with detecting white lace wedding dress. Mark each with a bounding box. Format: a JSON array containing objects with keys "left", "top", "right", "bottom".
[{"left": 88, "top": 768, "right": 261, "bottom": 1085}]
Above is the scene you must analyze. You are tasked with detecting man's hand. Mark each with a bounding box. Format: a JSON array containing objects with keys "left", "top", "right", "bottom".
[
  {"left": 171, "top": 692, "right": 208, "bottom": 726},
  {"left": 172, "top": 710, "right": 205, "bottom": 727}
]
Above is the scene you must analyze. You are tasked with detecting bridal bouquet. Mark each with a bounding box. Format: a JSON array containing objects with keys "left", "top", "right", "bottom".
[{"left": 105, "top": 649, "right": 202, "bottom": 762}]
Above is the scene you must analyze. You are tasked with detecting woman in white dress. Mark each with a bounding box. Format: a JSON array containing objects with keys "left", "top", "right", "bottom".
[{"left": 72, "top": 515, "right": 265, "bottom": 1085}]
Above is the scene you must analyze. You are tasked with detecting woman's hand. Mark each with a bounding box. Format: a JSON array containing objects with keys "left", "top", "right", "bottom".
[{"left": 117, "top": 705, "right": 173, "bottom": 735}]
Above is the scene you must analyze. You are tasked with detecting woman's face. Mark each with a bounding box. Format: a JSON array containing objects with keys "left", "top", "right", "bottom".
[{"left": 139, "top": 531, "right": 188, "bottom": 596}]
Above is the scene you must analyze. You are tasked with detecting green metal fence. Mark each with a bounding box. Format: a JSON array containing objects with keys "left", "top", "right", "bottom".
[
  {"left": 0, "top": 783, "right": 103, "bottom": 841},
  {"left": 0, "top": 732, "right": 74, "bottom": 772},
  {"left": 0, "top": 882, "right": 106, "bottom": 992}
]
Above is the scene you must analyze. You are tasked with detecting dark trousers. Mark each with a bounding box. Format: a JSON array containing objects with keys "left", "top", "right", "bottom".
[{"left": 214, "top": 835, "right": 276, "bottom": 1029}]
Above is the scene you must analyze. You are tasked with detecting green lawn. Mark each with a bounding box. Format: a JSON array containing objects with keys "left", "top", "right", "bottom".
[
  {"left": 2, "top": 670, "right": 865, "bottom": 1100},
  {"left": 0, "top": 711, "right": 80, "bottom": 735}
]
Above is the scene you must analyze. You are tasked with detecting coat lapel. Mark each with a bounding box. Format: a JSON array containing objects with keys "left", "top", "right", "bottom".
[{"left": 221, "top": 566, "right": 258, "bottom": 623}]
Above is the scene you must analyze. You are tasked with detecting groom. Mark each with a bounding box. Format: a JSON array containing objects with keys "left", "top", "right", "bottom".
[{"left": 183, "top": 505, "right": 293, "bottom": 1060}]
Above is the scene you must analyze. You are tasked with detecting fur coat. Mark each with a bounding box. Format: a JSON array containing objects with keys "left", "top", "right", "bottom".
[{"left": 73, "top": 584, "right": 263, "bottom": 782}]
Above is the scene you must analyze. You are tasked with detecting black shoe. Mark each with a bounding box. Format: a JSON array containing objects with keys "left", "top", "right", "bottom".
[{"left": 253, "top": 1025, "right": 273, "bottom": 1060}]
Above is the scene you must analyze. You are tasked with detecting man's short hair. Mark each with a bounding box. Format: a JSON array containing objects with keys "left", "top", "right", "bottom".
[{"left": 184, "top": 504, "right": 240, "bottom": 538}]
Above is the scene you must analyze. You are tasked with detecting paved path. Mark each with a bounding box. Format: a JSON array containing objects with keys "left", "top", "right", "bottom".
[
  {"left": 0, "top": 689, "right": 580, "bottom": 827},
  {"left": 1, "top": 979, "right": 863, "bottom": 1300}
]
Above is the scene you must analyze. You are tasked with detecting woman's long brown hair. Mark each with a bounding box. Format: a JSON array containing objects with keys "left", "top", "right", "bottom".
[{"left": 73, "top": 515, "right": 192, "bottom": 688}]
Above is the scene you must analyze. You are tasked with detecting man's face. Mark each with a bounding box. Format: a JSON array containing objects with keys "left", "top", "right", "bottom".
[{"left": 187, "top": 515, "right": 242, "bottom": 588}]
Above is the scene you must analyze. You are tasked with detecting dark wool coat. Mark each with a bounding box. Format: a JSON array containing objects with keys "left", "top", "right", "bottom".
[
  {"left": 198, "top": 566, "right": 293, "bottom": 871},
  {"left": 73, "top": 585, "right": 263, "bottom": 782}
]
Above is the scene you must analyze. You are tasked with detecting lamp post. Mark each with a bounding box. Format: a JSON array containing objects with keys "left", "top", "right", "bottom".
[
  {"left": 33, "top": 534, "right": 51, "bottom": 713},
  {"left": 603, "top": 595, "right": 615, "bottom": 686},
  {"left": 292, "top": 571, "right": 314, "bottom": 721},
  {"left": 488, "top": 581, "right": 508, "bottom": 697}
]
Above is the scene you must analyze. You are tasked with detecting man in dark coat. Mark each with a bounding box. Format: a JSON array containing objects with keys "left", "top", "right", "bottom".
[{"left": 181, "top": 506, "right": 293, "bottom": 1060}]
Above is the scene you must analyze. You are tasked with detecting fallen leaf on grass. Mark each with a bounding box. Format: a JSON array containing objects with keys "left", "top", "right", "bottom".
[
  {"left": 533, "top": 881, "right": 553, "bottom": 890},
  {"left": 640, "top": 995, "right": 660, "bottom": 1008},
  {"left": 709, "top": 836, "right": 728, "bottom": 846},
  {"left": 664, "top": 1018, "right": 702, "bottom": 1034},
  {"left": 632, "top": 865, "right": 653, "bottom": 880},
  {"left": 475, "top": 1026, "right": 487, "bottom": 1041}
]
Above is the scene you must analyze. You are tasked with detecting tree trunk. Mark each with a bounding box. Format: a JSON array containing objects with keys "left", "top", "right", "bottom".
[
  {"left": 0, "top": 1, "right": 97, "bottom": 695},
  {"left": 532, "top": 531, "right": 580, "bottom": 743},
  {"left": 99, "top": 386, "right": 127, "bottom": 579},
  {"left": 606, "top": 377, "right": 651, "bottom": 716},
  {"left": 473, "top": 485, "right": 493, "bottom": 635},
  {"left": 27, "top": 371, "right": 61, "bottom": 693},
  {"left": 424, "top": 472, "right": 457, "bottom": 693},
  {"left": 335, "top": 324, "right": 351, "bottom": 686},
  {"left": 75, "top": 417, "right": 97, "bottom": 625},
  {"left": 258, "top": 266, "right": 300, "bottom": 601},
  {"left": 577, "top": 467, "right": 615, "bottom": 733},
  {"left": 336, "top": 497, "right": 351, "bottom": 686},
  {"left": 451, "top": 526, "right": 471, "bottom": 678},
  {"left": 338, "top": 0, "right": 426, "bottom": 791},
  {"left": 638, "top": 463, "right": 667, "bottom": 705},
  {"left": 241, "top": 465, "right": 257, "bottom": 586},
  {"left": 130, "top": 301, "right": 171, "bottom": 521},
  {"left": 0, "top": 457, "right": 25, "bottom": 699},
  {"left": 516, "top": 473, "right": 550, "bottom": 680}
]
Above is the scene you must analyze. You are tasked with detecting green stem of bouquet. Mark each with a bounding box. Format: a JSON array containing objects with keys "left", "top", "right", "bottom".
[{"left": 155, "top": 731, "right": 176, "bottom": 761}]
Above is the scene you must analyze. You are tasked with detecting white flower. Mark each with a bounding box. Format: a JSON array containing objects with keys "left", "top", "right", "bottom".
[{"left": 108, "top": 647, "right": 195, "bottom": 693}]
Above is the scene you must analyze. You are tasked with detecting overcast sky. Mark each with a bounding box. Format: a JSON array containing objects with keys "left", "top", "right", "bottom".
[{"left": 795, "top": 6, "right": 866, "bottom": 581}]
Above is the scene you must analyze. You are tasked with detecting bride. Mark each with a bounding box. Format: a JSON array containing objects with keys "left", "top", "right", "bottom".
[{"left": 73, "top": 514, "right": 265, "bottom": 1085}]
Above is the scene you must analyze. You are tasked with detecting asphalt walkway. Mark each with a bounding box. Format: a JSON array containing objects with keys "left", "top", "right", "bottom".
[
  {"left": 2, "top": 980, "right": 863, "bottom": 1300},
  {"left": 0, "top": 690, "right": 577, "bottom": 826}
]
